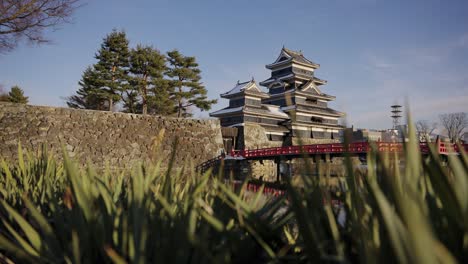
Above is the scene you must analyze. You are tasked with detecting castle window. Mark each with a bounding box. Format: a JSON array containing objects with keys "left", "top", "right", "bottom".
[
  {"left": 272, "top": 67, "right": 292, "bottom": 77},
  {"left": 311, "top": 117, "right": 323, "bottom": 123},
  {"left": 313, "top": 131, "right": 325, "bottom": 138},
  {"left": 245, "top": 98, "right": 261, "bottom": 106},
  {"left": 229, "top": 98, "right": 244, "bottom": 107}
]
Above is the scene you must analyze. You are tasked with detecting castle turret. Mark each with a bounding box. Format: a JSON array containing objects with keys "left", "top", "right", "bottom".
[
  {"left": 210, "top": 79, "right": 289, "bottom": 141},
  {"left": 260, "top": 47, "right": 344, "bottom": 140}
]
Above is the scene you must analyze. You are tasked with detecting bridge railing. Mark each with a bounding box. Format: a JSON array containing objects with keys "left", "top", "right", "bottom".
[
  {"left": 229, "top": 142, "right": 468, "bottom": 159},
  {"left": 437, "top": 142, "right": 468, "bottom": 154},
  {"left": 196, "top": 154, "right": 224, "bottom": 172}
]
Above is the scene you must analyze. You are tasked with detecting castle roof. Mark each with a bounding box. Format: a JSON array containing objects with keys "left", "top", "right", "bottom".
[
  {"left": 221, "top": 79, "right": 268, "bottom": 99},
  {"left": 210, "top": 104, "right": 289, "bottom": 120},
  {"left": 266, "top": 47, "right": 320, "bottom": 69},
  {"left": 293, "top": 104, "right": 345, "bottom": 117}
]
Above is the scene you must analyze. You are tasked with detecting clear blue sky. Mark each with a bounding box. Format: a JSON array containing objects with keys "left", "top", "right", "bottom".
[{"left": 1, "top": 0, "right": 467, "bottom": 129}]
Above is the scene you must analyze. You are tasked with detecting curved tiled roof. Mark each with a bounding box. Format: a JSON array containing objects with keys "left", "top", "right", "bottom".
[
  {"left": 282, "top": 47, "right": 319, "bottom": 67},
  {"left": 295, "top": 104, "right": 345, "bottom": 117},
  {"left": 221, "top": 79, "right": 268, "bottom": 98},
  {"left": 266, "top": 47, "right": 320, "bottom": 69}
]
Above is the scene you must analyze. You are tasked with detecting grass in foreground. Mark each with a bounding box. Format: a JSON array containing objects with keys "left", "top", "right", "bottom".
[{"left": 0, "top": 118, "right": 466, "bottom": 263}]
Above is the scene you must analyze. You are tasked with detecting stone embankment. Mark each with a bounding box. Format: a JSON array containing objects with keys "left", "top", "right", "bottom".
[{"left": 0, "top": 102, "right": 224, "bottom": 170}]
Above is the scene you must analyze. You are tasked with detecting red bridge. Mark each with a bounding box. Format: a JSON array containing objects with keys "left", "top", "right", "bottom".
[
  {"left": 198, "top": 141, "right": 467, "bottom": 172},
  {"left": 229, "top": 141, "right": 468, "bottom": 159}
]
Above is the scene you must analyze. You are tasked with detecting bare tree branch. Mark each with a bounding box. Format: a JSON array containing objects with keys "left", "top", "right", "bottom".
[
  {"left": 416, "top": 120, "right": 437, "bottom": 142},
  {"left": 0, "top": 0, "right": 81, "bottom": 53},
  {"left": 439, "top": 112, "right": 467, "bottom": 142}
]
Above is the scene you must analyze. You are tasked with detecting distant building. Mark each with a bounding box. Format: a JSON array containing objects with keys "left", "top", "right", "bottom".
[
  {"left": 344, "top": 128, "right": 384, "bottom": 142},
  {"left": 343, "top": 127, "right": 409, "bottom": 143},
  {"left": 210, "top": 47, "right": 345, "bottom": 150}
]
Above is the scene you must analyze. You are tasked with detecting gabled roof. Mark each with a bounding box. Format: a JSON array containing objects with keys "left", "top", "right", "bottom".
[
  {"left": 266, "top": 47, "right": 320, "bottom": 69},
  {"left": 300, "top": 79, "right": 323, "bottom": 95},
  {"left": 220, "top": 79, "right": 268, "bottom": 98}
]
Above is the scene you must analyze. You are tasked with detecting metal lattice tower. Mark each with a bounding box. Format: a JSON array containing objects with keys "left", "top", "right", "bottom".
[{"left": 391, "top": 104, "right": 402, "bottom": 129}]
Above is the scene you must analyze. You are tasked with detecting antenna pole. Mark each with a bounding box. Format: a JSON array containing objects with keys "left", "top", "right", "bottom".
[{"left": 391, "top": 104, "right": 402, "bottom": 129}]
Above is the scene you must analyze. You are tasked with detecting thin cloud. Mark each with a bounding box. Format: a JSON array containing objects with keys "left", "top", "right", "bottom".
[{"left": 365, "top": 53, "right": 395, "bottom": 70}]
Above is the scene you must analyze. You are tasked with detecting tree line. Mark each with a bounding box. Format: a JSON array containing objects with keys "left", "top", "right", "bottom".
[
  {"left": 66, "top": 30, "right": 217, "bottom": 117},
  {"left": 416, "top": 112, "right": 467, "bottom": 143}
]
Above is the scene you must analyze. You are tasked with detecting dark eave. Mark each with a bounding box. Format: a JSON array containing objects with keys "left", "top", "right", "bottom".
[
  {"left": 291, "top": 121, "right": 344, "bottom": 129},
  {"left": 244, "top": 106, "right": 289, "bottom": 120},
  {"left": 220, "top": 90, "right": 270, "bottom": 99},
  {"left": 281, "top": 105, "right": 344, "bottom": 118},
  {"left": 295, "top": 105, "right": 344, "bottom": 117},
  {"left": 259, "top": 124, "right": 290, "bottom": 133},
  {"left": 280, "top": 120, "right": 344, "bottom": 131},
  {"left": 209, "top": 106, "right": 244, "bottom": 117},
  {"left": 210, "top": 105, "right": 289, "bottom": 120},
  {"left": 263, "top": 88, "right": 336, "bottom": 101},
  {"left": 259, "top": 74, "right": 294, "bottom": 86}
]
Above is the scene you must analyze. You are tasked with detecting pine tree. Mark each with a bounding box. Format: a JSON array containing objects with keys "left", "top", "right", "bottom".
[
  {"left": 8, "top": 86, "right": 28, "bottom": 104},
  {"left": 93, "top": 29, "right": 130, "bottom": 111},
  {"left": 147, "top": 78, "right": 176, "bottom": 115},
  {"left": 128, "top": 45, "right": 167, "bottom": 115},
  {"left": 165, "top": 50, "right": 217, "bottom": 117},
  {"left": 66, "top": 66, "right": 107, "bottom": 110}
]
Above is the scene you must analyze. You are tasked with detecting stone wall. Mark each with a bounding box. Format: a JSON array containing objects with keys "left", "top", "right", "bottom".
[
  {"left": 237, "top": 124, "right": 282, "bottom": 180},
  {"left": 0, "top": 102, "right": 224, "bottom": 170},
  {"left": 240, "top": 124, "right": 283, "bottom": 149}
]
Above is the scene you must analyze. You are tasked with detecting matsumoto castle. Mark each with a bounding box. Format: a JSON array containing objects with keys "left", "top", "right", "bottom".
[{"left": 210, "top": 47, "right": 345, "bottom": 149}]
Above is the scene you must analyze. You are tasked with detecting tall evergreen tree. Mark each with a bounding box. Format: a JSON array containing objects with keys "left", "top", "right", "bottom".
[
  {"left": 93, "top": 29, "right": 130, "bottom": 111},
  {"left": 165, "top": 50, "right": 217, "bottom": 117},
  {"left": 66, "top": 66, "right": 107, "bottom": 110},
  {"left": 8, "top": 86, "right": 28, "bottom": 104},
  {"left": 128, "top": 45, "right": 167, "bottom": 115},
  {"left": 147, "top": 78, "right": 176, "bottom": 115}
]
